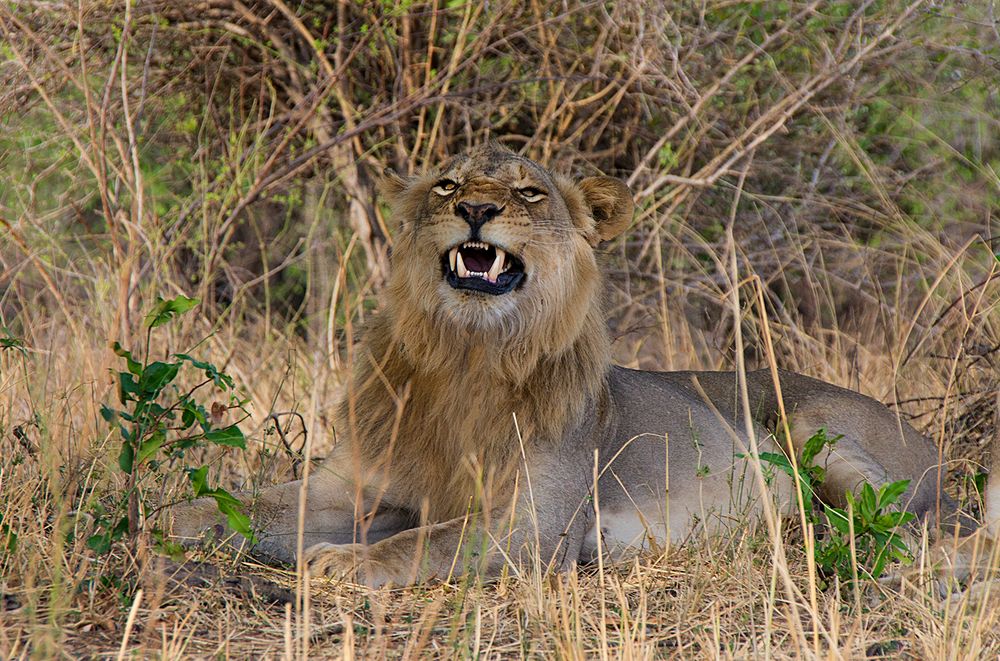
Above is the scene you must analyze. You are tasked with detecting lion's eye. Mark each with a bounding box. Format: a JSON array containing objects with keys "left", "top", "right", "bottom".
[
  {"left": 432, "top": 180, "right": 458, "bottom": 196},
  {"left": 517, "top": 187, "right": 546, "bottom": 203}
]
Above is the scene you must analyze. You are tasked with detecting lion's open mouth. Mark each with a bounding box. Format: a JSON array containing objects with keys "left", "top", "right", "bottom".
[{"left": 443, "top": 241, "right": 525, "bottom": 295}]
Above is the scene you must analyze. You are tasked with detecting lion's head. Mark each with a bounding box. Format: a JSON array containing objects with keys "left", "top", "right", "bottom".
[{"left": 380, "top": 145, "right": 634, "bottom": 375}]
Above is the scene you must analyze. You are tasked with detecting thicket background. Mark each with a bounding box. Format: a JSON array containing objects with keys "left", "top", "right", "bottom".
[{"left": 1, "top": 0, "right": 999, "bottom": 657}]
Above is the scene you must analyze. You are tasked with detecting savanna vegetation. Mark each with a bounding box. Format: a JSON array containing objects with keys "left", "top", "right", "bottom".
[{"left": 1, "top": 0, "right": 999, "bottom": 657}]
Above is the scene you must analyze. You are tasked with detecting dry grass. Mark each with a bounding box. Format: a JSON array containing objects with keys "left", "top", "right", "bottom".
[{"left": 1, "top": 0, "right": 999, "bottom": 658}]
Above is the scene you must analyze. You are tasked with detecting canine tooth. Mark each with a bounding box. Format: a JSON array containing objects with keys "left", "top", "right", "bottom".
[
  {"left": 487, "top": 248, "right": 505, "bottom": 283},
  {"left": 449, "top": 247, "right": 458, "bottom": 272},
  {"left": 456, "top": 251, "right": 470, "bottom": 278}
]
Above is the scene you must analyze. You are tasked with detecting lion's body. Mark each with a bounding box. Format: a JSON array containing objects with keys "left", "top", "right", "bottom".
[{"left": 171, "top": 145, "right": 991, "bottom": 586}]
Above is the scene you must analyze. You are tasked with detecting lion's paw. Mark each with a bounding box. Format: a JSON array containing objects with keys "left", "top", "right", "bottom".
[
  {"left": 304, "top": 543, "right": 396, "bottom": 588},
  {"left": 304, "top": 543, "right": 361, "bottom": 578}
]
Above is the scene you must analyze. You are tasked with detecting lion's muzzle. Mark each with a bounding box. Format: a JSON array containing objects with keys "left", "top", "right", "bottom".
[{"left": 443, "top": 241, "right": 525, "bottom": 295}]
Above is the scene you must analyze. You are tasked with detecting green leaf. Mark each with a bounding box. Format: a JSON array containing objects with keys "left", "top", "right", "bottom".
[
  {"left": 208, "top": 488, "right": 243, "bottom": 509},
  {"left": 859, "top": 483, "right": 877, "bottom": 522},
  {"left": 137, "top": 430, "right": 166, "bottom": 465},
  {"left": 185, "top": 468, "right": 256, "bottom": 544},
  {"left": 139, "top": 361, "right": 180, "bottom": 395},
  {"left": 758, "top": 451, "right": 794, "bottom": 474},
  {"left": 825, "top": 506, "right": 851, "bottom": 534},
  {"left": 210, "top": 486, "right": 256, "bottom": 543},
  {"left": 4, "top": 531, "right": 16, "bottom": 553},
  {"left": 885, "top": 534, "right": 909, "bottom": 551},
  {"left": 112, "top": 342, "right": 142, "bottom": 376},
  {"left": 118, "top": 372, "right": 138, "bottom": 404},
  {"left": 144, "top": 295, "right": 200, "bottom": 329},
  {"left": 973, "top": 472, "right": 988, "bottom": 500},
  {"left": 877, "top": 511, "right": 914, "bottom": 529},
  {"left": 801, "top": 428, "right": 829, "bottom": 466},
  {"left": 87, "top": 532, "right": 111, "bottom": 555},
  {"left": 100, "top": 405, "right": 118, "bottom": 424},
  {"left": 878, "top": 479, "right": 910, "bottom": 508},
  {"left": 0, "top": 329, "right": 26, "bottom": 355},
  {"left": 112, "top": 515, "right": 130, "bottom": 540},
  {"left": 222, "top": 506, "right": 255, "bottom": 543},
  {"left": 188, "top": 465, "right": 209, "bottom": 496},
  {"left": 181, "top": 402, "right": 207, "bottom": 430},
  {"left": 152, "top": 528, "right": 187, "bottom": 562},
  {"left": 147, "top": 402, "right": 171, "bottom": 418},
  {"left": 175, "top": 353, "right": 235, "bottom": 389},
  {"left": 204, "top": 424, "right": 245, "bottom": 448},
  {"left": 118, "top": 441, "right": 135, "bottom": 473},
  {"left": 0, "top": 514, "right": 18, "bottom": 554}
]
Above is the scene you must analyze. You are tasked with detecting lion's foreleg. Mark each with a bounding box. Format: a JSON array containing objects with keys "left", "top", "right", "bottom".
[
  {"left": 167, "top": 463, "right": 412, "bottom": 564},
  {"left": 305, "top": 459, "right": 597, "bottom": 587},
  {"left": 305, "top": 506, "right": 544, "bottom": 588}
]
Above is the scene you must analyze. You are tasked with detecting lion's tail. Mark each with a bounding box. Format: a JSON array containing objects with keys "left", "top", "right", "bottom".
[
  {"left": 983, "top": 390, "right": 1000, "bottom": 540},
  {"left": 986, "top": 391, "right": 1000, "bottom": 538}
]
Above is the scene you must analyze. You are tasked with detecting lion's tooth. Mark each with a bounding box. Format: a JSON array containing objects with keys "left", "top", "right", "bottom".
[
  {"left": 449, "top": 247, "right": 458, "bottom": 272},
  {"left": 487, "top": 248, "right": 505, "bottom": 283},
  {"left": 456, "top": 251, "right": 469, "bottom": 278}
]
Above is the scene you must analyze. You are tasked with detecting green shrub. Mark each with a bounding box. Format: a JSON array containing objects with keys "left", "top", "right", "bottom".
[
  {"left": 757, "top": 428, "right": 915, "bottom": 584},
  {"left": 89, "top": 296, "right": 255, "bottom": 555}
]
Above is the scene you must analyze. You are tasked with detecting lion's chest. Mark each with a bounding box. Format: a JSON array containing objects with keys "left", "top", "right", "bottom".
[{"left": 382, "top": 378, "right": 528, "bottom": 519}]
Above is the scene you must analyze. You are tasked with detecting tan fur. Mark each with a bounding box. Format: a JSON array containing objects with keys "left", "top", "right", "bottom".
[
  {"left": 169, "top": 145, "right": 996, "bottom": 589},
  {"left": 347, "top": 146, "right": 615, "bottom": 520}
]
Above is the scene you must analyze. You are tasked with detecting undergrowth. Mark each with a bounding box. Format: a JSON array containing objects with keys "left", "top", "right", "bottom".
[
  {"left": 89, "top": 295, "right": 254, "bottom": 556},
  {"left": 757, "top": 428, "right": 915, "bottom": 586},
  {"left": 1, "top": 0, "right": 998, "bottom": 657}
]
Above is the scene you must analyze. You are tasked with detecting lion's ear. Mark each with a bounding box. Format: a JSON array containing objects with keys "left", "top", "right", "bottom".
[
  {"left": 378, "top": 167, "right": 408, "bottom": 200},
  {"left": 577, "top": 176, "right": 634, "bottom": 245}
]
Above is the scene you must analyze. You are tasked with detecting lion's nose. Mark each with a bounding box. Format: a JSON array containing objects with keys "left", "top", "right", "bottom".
[{"left": 455, "top": 201, "right": 502, "bottom": 235}]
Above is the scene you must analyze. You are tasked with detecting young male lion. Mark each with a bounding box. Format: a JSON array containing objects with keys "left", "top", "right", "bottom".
[{"left": 170, "top": 144, "right": 996, "bottom": 587}]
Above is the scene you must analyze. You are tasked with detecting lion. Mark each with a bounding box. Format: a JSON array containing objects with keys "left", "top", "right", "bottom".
[{"left": 170, "top": 144, "right": 997, "bottom": 588}]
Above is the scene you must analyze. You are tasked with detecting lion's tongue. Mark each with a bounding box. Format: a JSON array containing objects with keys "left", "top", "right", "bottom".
[{"left": 461, "top": 248, "right": 493, "bottom": 273}]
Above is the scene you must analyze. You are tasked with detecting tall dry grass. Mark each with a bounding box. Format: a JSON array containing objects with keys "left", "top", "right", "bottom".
[{"left": 1, "top": 0, "right": 999, "bottom": 657}]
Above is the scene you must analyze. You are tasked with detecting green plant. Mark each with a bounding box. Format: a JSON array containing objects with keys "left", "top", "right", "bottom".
[
  {"left": 819, "top": 480, "right": 915, "bottom": 582},
  {"left": 89, "top": 295, "right": 255, "bottom": 555},
  {"left": 757, "top": 429, "right": 914, "bottom": 583},
  {"left": 0, "top": 328, "right": 26, "bottom": 354}
]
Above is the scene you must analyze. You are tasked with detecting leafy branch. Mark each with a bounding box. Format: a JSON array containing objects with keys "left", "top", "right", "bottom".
[{"left": 88, "top": 296, "right": 256, "bottom": 555}]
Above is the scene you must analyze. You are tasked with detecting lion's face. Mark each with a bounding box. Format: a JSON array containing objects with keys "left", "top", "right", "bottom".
[{"left": 384, "top": 146, "right": 634, "bottom": 345}]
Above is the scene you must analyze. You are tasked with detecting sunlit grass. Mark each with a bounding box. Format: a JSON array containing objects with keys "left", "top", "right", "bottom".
[{"left": 1, "top": 0, "right": 998, "bottom": 657}]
